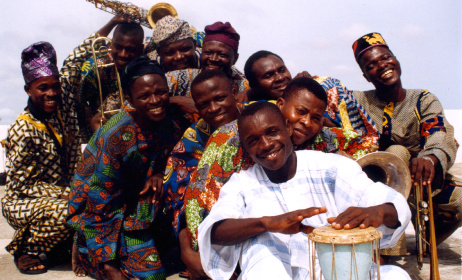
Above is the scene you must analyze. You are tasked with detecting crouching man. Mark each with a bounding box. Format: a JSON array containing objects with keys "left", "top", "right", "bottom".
[{"left": 198, "top": 102, "right": 411, "bottom": 280}]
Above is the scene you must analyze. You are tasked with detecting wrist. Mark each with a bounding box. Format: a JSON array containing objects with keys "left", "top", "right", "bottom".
[{"left": 422, "top": 156, "right": 435, "bottom": 166}]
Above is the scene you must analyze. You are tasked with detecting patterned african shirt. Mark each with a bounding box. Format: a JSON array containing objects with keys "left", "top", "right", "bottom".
[
  {"left": 163, "top": 119, "right": 213, "bottom": 235},
  {"left": 352, "top": 89, "right": 458, "bottom": 176},
  {"left": 316, "top": 77, "right": 378, "bottom": 148},
  {"left": 1, "top": 106, "right": 80, "bottom": 255},
  {"left": 183, "top": 121, "right": 371, "bottom": 249},
  {"left": 67, "top": 107, "right": 184, "bottom": 278}
]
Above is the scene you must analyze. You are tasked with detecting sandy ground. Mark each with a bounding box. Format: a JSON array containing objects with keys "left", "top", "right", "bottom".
[{"left": 0, "top": 184, "right": 460, "bottom": 279}]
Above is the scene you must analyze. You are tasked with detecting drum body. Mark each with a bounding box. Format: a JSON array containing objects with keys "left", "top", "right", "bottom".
[{"left": 308, "top": 225, "right": 382, "bottom": 280}]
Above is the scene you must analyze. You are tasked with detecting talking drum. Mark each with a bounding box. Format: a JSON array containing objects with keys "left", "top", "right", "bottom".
[{"left": 308, "top": 225, "right": 382, "bottom": 280}]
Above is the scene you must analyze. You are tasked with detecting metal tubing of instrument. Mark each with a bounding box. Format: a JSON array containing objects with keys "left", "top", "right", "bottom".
[{"left": 426, "top": 183, "right": 440, "bottom": 280}]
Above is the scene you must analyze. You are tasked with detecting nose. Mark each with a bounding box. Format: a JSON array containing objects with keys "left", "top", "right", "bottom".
[
  {"left": 260, "top": 135, "right": 273, "bottom": 151},
  {"left": 209, "top": 53, "right": 219, "bottom": 62},
  {"left": 173, "top": 50, "right": 184, "bottom": 61},
  {"left": 274, "top": 71, "right": 284, "bottom": 82},
  {"left": 377, "top": 59, "right": 387, "bottom": 70},
  {"left": 119, "top": 48, "right": 129, "bottom": 58},
  {"left": 208, "top": 101, "right": 220, "bottom": 113},
  {"left": 300, "top": 115, "right": 311, "bottom": 128},
  {"left": 148, "top": 94, "right": 161, "bottom": 105}
]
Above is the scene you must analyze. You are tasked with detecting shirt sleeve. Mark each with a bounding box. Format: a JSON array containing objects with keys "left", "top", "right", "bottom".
[
  {"left": 6, "top": 120, "right": 65, "bottom": 198},
  {"left": 198, "top": 173, "right": 246, "bottom": 280},
  {"left": 416, "top": 91, "right": 458, "bottom": 174},
  {"left": 81, "top": 130, "right": 126, "bottom": 264},
  {"left": 333, "top": 155, "right": 411, "bottom": 248}
]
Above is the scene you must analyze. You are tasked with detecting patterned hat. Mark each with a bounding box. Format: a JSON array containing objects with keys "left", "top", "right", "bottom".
[
  {"left": 152, "top": 16, "right": 193, "bottom": 47},
  {"left": 352, "top": 32, "right": 389, "bottom": 61},
  {"left": 21, "top": 41, "right": 59, "bottom": 84},
  {"left": 204, "top": 22, "right": 240, "bottom": 52}
]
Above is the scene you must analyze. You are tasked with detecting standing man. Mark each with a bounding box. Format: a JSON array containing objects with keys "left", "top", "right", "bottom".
[
  {"left": 2, "top": 42, "right": 80, "bottom": 274},
  {"left": 352, "top": 32, "right": 461, "bottom": 250},
  {"left": 61, "top": 16, "right": 145, "bottom": 142}
]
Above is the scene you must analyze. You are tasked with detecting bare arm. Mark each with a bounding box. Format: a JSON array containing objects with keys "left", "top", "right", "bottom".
[
  {"left": 97, "top": 15, "right": 130, "bottom": 37},
  {"left": 211, "top": 207, "right": 326, "bottom": 246}
]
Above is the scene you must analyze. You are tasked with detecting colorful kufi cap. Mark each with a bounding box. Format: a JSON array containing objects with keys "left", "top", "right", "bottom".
[
  {"left": 122, "top": 55, "right": 165, "bottom": 92},
  {"left": 352, "top": 32, "right": 389, "bottom": 61},
  {"left": 21, "top": 41, "right": 59, "bottom": 84},
  {"left": 204, "top": 22, "right": 240, "bottom": 52},
  {"left": 152, "top": 16, "right": 193, "bottom": 47}
]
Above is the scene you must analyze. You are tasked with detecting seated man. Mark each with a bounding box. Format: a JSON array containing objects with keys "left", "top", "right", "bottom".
[
  {"left": 237, "top": 50, "right": 378, "bottom": 144},
  {"left": 61, "top": 16, "right": 145, "bottom": 142},
  {"left": 147, "top": 15, "right": 200, "bottom": 72},
  {"left": 351, "top": 33, "right": 461, "bottom": 246},
  {"left": 67, "top": 56, "right": 187, "bottom": 279},
  {"left": 2, "top": 42, "right": 80, "bottom": 274},
  {"left": 198, "top": 102, "right": 411, "bottom": 279},
  {"left": 182, "top": 78, "right": 374, "bottom": 278}
]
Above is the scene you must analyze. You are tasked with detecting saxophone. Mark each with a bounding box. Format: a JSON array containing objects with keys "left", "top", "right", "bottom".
[{"left": 86, "top": 0, "right": 178, "bottom": 28}]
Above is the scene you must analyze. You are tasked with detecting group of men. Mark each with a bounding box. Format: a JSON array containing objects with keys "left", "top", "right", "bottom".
[{"left": 1, "top": 12, "right": 460, "bottom": 280}]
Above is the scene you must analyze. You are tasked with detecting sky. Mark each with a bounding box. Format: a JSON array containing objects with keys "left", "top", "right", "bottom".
[{"left": 0, "top": 0, "right": 461, "bottom": 126}]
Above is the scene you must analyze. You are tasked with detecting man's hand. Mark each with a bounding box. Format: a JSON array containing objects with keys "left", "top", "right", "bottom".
[
  {"left": 262, "top": 207, "right": 327, "bottom": 234},
  {"left": 97, "top": 15, "right": 131, "bottom": 37},
  {"left": 410, "top": 155, "right": 438, "bottom": 186},
  {"left": 293, "top": 71, "right": 318, "bottom": 79},
  {"left": 211, "top": 207, "right": 326, "bottom": 246},
  {"left": 327, "top": 203, "right": 399, "bottom": 230},
  {"left": 170, "top": 96, "right": 199, "bottom": 115},
  {"left": 139, "top": 173, "right": 164, "bottom": 203},
  {"left": 179, "top": 229, "right": 210, "bottom": 280}
]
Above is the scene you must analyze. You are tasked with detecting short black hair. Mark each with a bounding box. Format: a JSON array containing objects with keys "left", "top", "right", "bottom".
[
  {"left": 281, "top": 77, "right": 327, "bottom": 106},
  {"left": 113, "top": 22, "right": 144, "bottom": 44},
  {"left": 238, "top": 101, "right": 285, "bottom": 134},
  {"left": 191, "top": 69, "right": 230, "bottom": 98},
  {"left": 244, "top": 50, "right": 284, "bottom": 88}
]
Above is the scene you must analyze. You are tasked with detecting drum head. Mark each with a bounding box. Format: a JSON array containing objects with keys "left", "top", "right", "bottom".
[{"left": 308, "top": 225, "right": 382, "bottom": 245}]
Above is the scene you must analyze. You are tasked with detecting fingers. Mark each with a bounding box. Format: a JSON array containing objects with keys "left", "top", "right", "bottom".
[
  {"left": 300, "top": 224, "right": 315, "bottom": 234},
  {"left": 330, "top": 206, "right": 382, "bottom": 230},
  {"left": 411, "top": 158, "right": 434, "bottom": 186},
  {"left": 139, "top": 180, "right": 151, "bottom": 195}
]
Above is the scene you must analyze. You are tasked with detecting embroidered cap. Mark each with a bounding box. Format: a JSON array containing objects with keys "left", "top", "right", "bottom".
[
  {"left": 21, "top": 41, "right": 59, "bottom": 84},
  {"left": 152, "top": 16, "right": 193, "bottom": 47},
  {"left": 352, "top": 32, "right": 389, "bottom": 61}
]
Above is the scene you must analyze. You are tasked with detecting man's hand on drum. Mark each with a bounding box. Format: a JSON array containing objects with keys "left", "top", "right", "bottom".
[
  {"left": 410, "top": 155, "right": 438, "bottom": 187},
  {"left": 327, "top": 203, "right": 400, "bottom": 230}
]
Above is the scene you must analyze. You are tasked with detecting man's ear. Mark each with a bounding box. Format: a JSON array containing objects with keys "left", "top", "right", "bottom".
[
  {"left": 24, "top": 84, "right": 31, "bottom": 97},
  {"left": 285, "top": 119, "right": 293, "bottom": 137},
  {"left": 363, "top": 72, "right": 370, "bottom": 82},
  {"left": 276, "top": 97, "right": 285, "bottom": 111},
  {"left": 232, "top": 52, "right": 239, "bottom": 66}
]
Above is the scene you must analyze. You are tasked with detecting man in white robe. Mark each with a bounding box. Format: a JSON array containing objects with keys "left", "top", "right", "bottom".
[{"left": 198, "top": 101, "right": 411, "bottom": 280}]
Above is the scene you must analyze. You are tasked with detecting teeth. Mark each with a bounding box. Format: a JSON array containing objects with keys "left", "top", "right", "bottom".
[
  {"left": 381, "top": 70, "right": 393, "bottom": 78},
  {"left": 149, "top": 108, "right": 162, "bottom": 112},
  {"left": 265, "top": 152, "right": 277, "bottom": 159}
]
